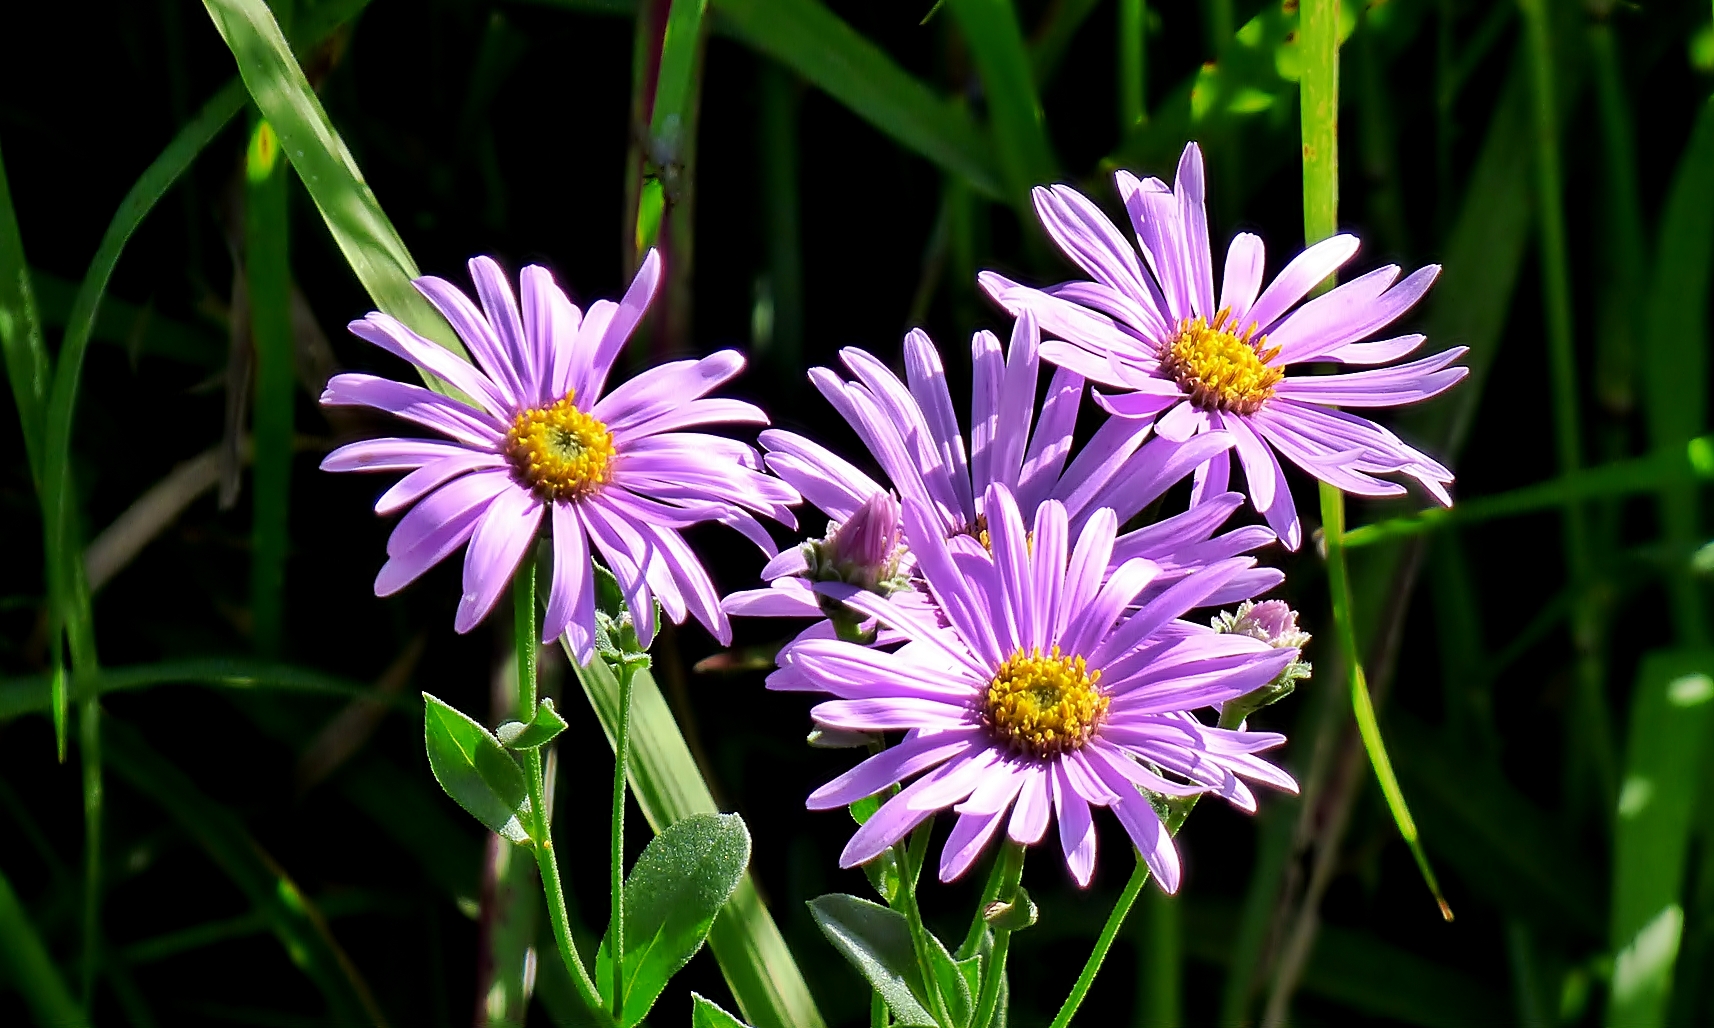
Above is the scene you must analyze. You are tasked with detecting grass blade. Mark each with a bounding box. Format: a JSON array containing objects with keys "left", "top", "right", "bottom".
[
  {"left": 103, "top": 718, "right": 388, "bottom": 1025},
  {"left": 572, "top": 654, "right": 827, "bottom": 1028},
  {"left": 1642, "top": 96, "right": 1714, "bottom": 645},
  {"left": 200, "top": 0, "right": 468, "bottom": 363},
  {"left": 0, "top": 657, "right": 414, "bottom": 721},
  {"left": 0, "top": 862, "right": 87, "bottom": 1027},
  {"left": 756, "top": 60, "right": 803, "bottom": 385},
  {"left": 712, "top": 0, "right": 1002, "bottom": 198},
  {"left": 945, "top": 0, "right": 1058, "bottom": 214},
  {"left": 245, "top": 117, "right": 293, "bottom": 657},
  {"left": 1609, "top": 651, "right": 1714, "bottom": 1025},
  {"left": 0, "top": 140, "right": 50, "bottom": 489}
]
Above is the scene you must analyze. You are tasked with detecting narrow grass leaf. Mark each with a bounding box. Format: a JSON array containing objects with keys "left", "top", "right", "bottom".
[
  {"left": 572, "top": 653, "right": 827, "bottom": 1028},
  {"left": 0, "top": 863, "right": 86, "bottom": 1027},
  {"left": 945, "top": 0, "right": 1058, "bottom": 213},
  {"left": 246, "top": 116, "right": 293, "bottom": 657},
  {"left": 0, "top": 657, "right": 415, "bottom": 720},
  {"left": 712, "top": 0, "right": 1002, "bottom": 198},
  {"left": 0, "top": 141, "right": 50, "bottom": 487},
  {"left": 200, "top": 0, "right": 469, "bottom": 363},
  {"left": 103, "top": 718, "right": 387, "bottom": 1024},
  {"left": 1609, "top": 650, "right": 1714, "bottom": 1026}
]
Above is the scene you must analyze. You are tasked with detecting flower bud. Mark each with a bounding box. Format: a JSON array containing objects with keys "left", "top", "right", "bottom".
[{"left": 1212, "top": 600, "right": 1312, "bottom": 725}]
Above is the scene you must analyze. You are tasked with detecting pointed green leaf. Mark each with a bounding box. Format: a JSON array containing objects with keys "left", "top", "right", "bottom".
[
  {"left": 691, "top": 992, "right": 754, "bottom": 1028},
  {"left": 945, "top": 0, "right": 1057, "bottom": 212},
  {"left": 807, "top": 894, "right": 936, "bottom": 1027},
  {"left": 0, "top": 863, "right": 86, "bottom": 1027},
  {"left": 498, "top": 697, "right": 570, "bottom": 750},
  {"left": 422, "top": 692, "right": 531, "bottom": 844},
  {"left": 595, "top": 813, "right": 751, "bottom": 1026},
  {"left": 0, "top": 142, "right": 49, "bottom": 489}
]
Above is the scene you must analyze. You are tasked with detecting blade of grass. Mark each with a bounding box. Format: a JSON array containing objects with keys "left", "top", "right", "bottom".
[
  {"left": 200, "top": 0, "right": 468, "bottom": 364},
  {"left": 31, "top": 269, "right": 224, "bottom": 368},
  {"left": 0, "top": 862, "right": 86, "bottom": 1027},
  {"left": 1342, "top": 435, "right": 1714, "bottom": 547},
  {"left": 103, "top": 717, "right": 388, "bottom": 1025},
  {"left": 635, "top": 0, "right": 710, "bottom": 357},
  {"left": 1642, "top": 96, "right": 1714, "bottom": 647},
  {"left": 1300, "top": 0, "right": 1447, "bottom": 920},
  {"left": 0, "top": 140, "right": 50, "bottom": 489},
  {"left": 1587, "top": 22, "right": 1645, "bottom": 419},
  {"left": 1029, "top": 0, "right": 1102, "bottom": 84},
  {"left": 1139, "top": 888, "right": 1180, "bottom": 1027},
  {"left": 246, "top": 116, "right": 293, "bottom": 658},
  {"left": 756, "top": 60, "right": 803, "bottom": 386},
  {"left": 1117, "top": 0, "right": 1147, "bottom": 130},
  {"left": 572, "top": 654, "right": 826, "bottom": 1028},
  {"left": 945, "top": 0, "right": 1058, "bottom": 216},
  {"left": 1608, "top": 650, "right": 1714, "bottom": 1025},
  {"left": 712, "top": 0, "right": 1002, "bottom": 198},
  {"left": 0, "top": 657, "right": 415, "bottom": 720}
]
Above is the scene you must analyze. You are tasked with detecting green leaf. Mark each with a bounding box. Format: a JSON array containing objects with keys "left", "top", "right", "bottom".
[
  {"left": 246, "top": 114, "right": 293, "bottom": 658},
  {"left": 0, "top": 862, "right": 86, "bottom": 1027},
  {"left": 1609, "top": 650, "right": 1714, "bottom": 1026},
  {"left": 421, "top": 692, "right": 532, "bottom": 844},
  {"left": 200, "top": 0, "right": 469, "bottom": 365},
  {"left": 807, "top": 893, "right": 935, "bottom": 1027},
  {"left": 849, "top": 797, "right": 902, "bottom": 904},
  {"left": 498, "top": 696, "right": 570, "bottom": 750},
  {"left": 0, "top": 141, "right": 50, "bottom": 490},
  {"left": 573, "top": 653, "right": 826, "bottom": 1028},
  {"left": 712, "top": 0, "right": 1001, "bottom": 198},
  {"left": 0, "top": 657, "right": 416, "bottom": 721},
  {"left": 691, "top": 992, "right": 754, "bottom": 1028},
  {"left": 944, "top": 0, "right": 1057, "bottom": 212},
  {"left": 102, "top": 719, "right": 385, "bottom": 1024},
  {"left": 595, "top": 813, "right": 751, "bottom": 1026}
]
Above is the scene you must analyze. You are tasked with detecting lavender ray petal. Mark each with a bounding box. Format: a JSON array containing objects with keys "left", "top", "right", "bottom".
[
  {"left": 467, "top": 256, "right": 537, "bottom": 399},
  {"left": 1242, "top": 234, "right": 1360, "bottom": 334},
  {"left": 807, "top": 730, "right": 982, "bottom": 810},
  {"left": 376, "top": 451, "right": 506, "bottom": 516},
  {"left": 321, "top": 374, "right": 504, "bottom": 449},
  {"left": 322, "top": 437, "right": 475, "bottom": 473},
  {"left": 1017, "top": 364, "right": 1085, "bottom": 511},
  {"left": 347, "top": 313, "right": 509, "bottom": 415},
  {"left": 583, "top": 249, "right": 661, "bottom": 403},
  {"left": 1220, "top": 232, "right": 1266, "bottom": 323},
  {"left": 453, "top": 485, "right": 543, "bottom": 633},
  {"left": 413, "top": 273, "right": 525, "bottom": 404},
  {"left": 903, "top": 328, "right": 976, "bottom": 518},
  {"left": 1053, "top": 765, "right": 1098, "bottom": 887}
]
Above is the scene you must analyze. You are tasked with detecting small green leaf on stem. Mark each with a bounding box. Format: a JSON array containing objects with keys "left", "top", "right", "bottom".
[
  {"left": 421, "top": 692, "right": 531, "bottom": 844},
  {"left": 596, "top": 812, "right": 751, "bottom": 1027},
  {"left": 692, "top": 992, "right": 756, "bottom": 1028},
  {"left": 498, "top": 697, "right": 570, "bottom": 750}
]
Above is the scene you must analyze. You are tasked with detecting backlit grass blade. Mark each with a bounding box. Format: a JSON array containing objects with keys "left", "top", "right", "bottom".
[
  {"left": 0, "top": 141, "right": 50, "bottom": 489},
  {"left": 945, "top": 0, "right": 1058, "bottom": 214},
  {"left": 712, "top": 0, "right": 1002, "bottom": 198},
  {"left": 1031, "top": 0, "right": 1102, "bottom": 85},
  {"left": 756, "top": 60, "right": 803, "bottom": 385},
  {"left": 200, "top": 0, "right": 468, "bottom": 362},
  {"left": 572, "top": 654, "right": 827, "bottom": 1028},
  {"left": 1588, "top": 24, "right": 1645, "bottom": 419},
  {"left": 1300, "top": 0, "right": 1447, "bottom": 919},
  {"left": 0, "top": 863, "right": 86, "bottom": 1027},
  {"left": 1609, "top": 651, "right": 1714, "bottom": 1026},
  {"left": 1642, "top": 97, "right": 1714, "bottom": 645},
  {"left": 0, "top": 658, "right": 414, "bottom": 720},
  {"left": 1341, "top": 435, "right": 1714, "bottom": 548},
  {"left": 103, "top": 718, "right": 389, "bottom": 1025},
  {"left": 245, "top": 116, "right": 293, "bottom": 658}
]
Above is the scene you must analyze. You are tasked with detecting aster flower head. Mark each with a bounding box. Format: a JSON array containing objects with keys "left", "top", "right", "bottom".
[
  {"left": 723, "top": 312, "right": 1283, "bottom": 639},
  {"left": 320, "top": 250, "right": 798, "bottom": 661},
  {"left": 981, "top": 142, "right": 1469, "bottom": 549},
  {"left": 777, "top": 482, "right": 1299, "bottom": 890}
]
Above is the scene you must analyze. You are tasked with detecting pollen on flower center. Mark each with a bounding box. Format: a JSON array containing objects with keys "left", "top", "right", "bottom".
[
  {"left": 503, "top": 391, "right": 616, "bottom": 502},
  {"left": 982, "top": 646, "right": 1108, "bottom": 759},
  {"left": 1160, "top": 307, "right": 1284, "bottom": 415}
]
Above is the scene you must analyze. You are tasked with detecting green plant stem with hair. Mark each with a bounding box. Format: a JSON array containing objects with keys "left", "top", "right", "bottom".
[
  {"left": 896, "top": 821, "right": 954, "bottom": 1028},
  {"left": 970, "top": 842, "right": 1024, "bottom": 1028},
  {"left": 609, "top": 639, "right": 638, "bottom": 1023},
  {"left": 513, "top": 567, "right": 604, "bottom": 1017}
]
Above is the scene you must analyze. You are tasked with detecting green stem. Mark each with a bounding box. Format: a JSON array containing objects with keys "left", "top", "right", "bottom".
[
  {"left": 514, "top": 568, "right": 603, "bottom": 1016},
  {"left": 958, "top": 841, "right": 1019, "bottom": 959},
  {"left": 1048, "top": 851, "right": 1149, "bottom": 1028},
  {"left": 896, "top": 821, "right": 954, "bottom": 1028},
  {"left": 870, "top": 991, "right": 887, "bottom": 1028},
  {"left": 1117, "top": 0, "right": 1146, "bottom": 131},
  {"left": 78, "top": 697, "right": 102, "bottom": 1007},
  {"left": 970, "top": 842, "right": 1025, "bottom": 1028},
  {"left": 610, "top": 658, "right": 637, "bottom": 1022}
]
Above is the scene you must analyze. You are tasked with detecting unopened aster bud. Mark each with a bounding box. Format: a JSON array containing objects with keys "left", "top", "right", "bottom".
[
  {"left": 799, "top": 492, "right": 914, "bottom": 640},
  {"left": 1212, "top": 600, "right": 1312, "bottom": 725}
]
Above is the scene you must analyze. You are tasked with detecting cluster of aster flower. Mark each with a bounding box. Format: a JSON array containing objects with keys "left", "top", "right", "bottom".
[{"left": 323, "top": 142, "right": 1464, "bottom": 895}]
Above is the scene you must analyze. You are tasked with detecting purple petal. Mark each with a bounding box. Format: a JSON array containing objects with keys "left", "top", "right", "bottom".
[
  {"left": 594, "top": 350, "right": 747, "bottom": 432},
  {"left": 322, "top": 437, "right": 475, "bottom": 473},
  {"left": 1053, "top": 765, "right": 1097, "bottom": 887},
  {"left": 839, "top": 757, "right": 976, "bottom": 868},
  {"left": 321, "top": 374, "right": 504, "bottom": 450},
  {"left": 808, "top": 730, "right": 981, "bottom": 810},
  {"left": 1220, "top": 232, "right": 1266, "bottom": 323},
  {"left": 1007, "top": 766, "right": 1051, "bottom": 845},
  {"left": 454, "top": 485, "right": 543, "bottom": 633},
  {"left": 347, "top": 313, "right": 510, "bottom": 416},
  {"left": 903, "top": 329, "right": 977, "bottom": 519},
  {"left": 1243, "top": 234, "right": 1360, "bottom": 334},
  {"left": 583, "top": 249, "right": 662, "bottom": 403},
  {"left": 413, "top": 273, "right": 526, "bottom": 405},
  {"left": 1017, "top": 364, "right": 1084, "bottom": 511},
  {"left": 1059, "top": 508, "right": 1117, "bottom": 639},
  {"left": 1174, "top": 143, "right": 1216, "bottom": 318},
  {"left": 543, "top": 503, "right": 596, "bottom": 658},
  {"left": 1272, "top": 347, "right": 1469, "bottom": 407},
  {"left": 385, "top": 468, "right": 514, "bottom": 559},
  {"left": 521, "top": 265, "right": 579, "bottom": 405},
  {"left": 376, "top": 451, "right": 506, "bottom": 516},
  {"left": 940, "top": 808, "right": 1009, "bottom": 882},
  {"left": 467, "top": 256, "right": 538, "bottom": 400},
  {"left": 1272, "top": 265, "right": 1441, "bottom": 364}
]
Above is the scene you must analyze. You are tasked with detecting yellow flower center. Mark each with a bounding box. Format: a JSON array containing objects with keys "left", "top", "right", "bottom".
[
  {"left": 982, "top": 646, "right": 1108, "bottom": 759},
  {"left": 502, "top": 391, "right": 616, "bottom": 502},
  {"left": 1159, "top": 307, "right": 1283, "bottom": 415}
]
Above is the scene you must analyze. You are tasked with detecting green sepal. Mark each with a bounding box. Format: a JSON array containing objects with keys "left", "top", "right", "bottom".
[
  {"left": 497, "top": 696, "right": 569, "bottom": 750},
  {"left": 592, "top": 563, "right": 655, "bottom": 673},
  {"left": 690, "top": 992, "right": 754, "bottom": 1028},
  {"left": 982, "top": 885, "right": 1038, "bottom": 932},
  {"left": 596, "top": 812, "right": 752, "bottom": 1026},
  {"left": 421, "top": 692, "right": 531, "bottom": 844}
]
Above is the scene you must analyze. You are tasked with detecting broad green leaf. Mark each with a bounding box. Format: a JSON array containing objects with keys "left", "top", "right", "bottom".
[
  {"left": 1609, "top": 650, "right": 1714, "bottom": 1026},
  {"left": 806, "top": 893, "right": 935, "bottom": 1027},
  {"left": 200, "top": 0, "right": 468, "bottom": 363},
  {"left": 691, "top": 992, "right": 754, "bottom": 1028},
  {"left": 945, "top": 0, "right": 1057, "bottom": 213},
  {"left": 596, "top": 813, "right": 751, "bottom": 1026},
  {"left": 421, "top": 692, "right": 532, "bottom": 844},
  {"left": 712, "top": 0, "right": 1001, "bottom": 198},
  {"left": 498, "top": 696, "right": 570, "bottom": 750},
  {"left": 0, "top": 141, "right": 49, "bottom": 489},
  {"left": 573, "top": 653, "right": 826, "bottom": 1028},
  {"left": 0, "top": 863, "right": 86, "bottom": 1027},
  {"left": 103, "top": 719, "right": 385, "bottom": 1023}
]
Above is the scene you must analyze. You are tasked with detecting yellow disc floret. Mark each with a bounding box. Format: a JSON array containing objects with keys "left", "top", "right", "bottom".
[
  {"left": 1159, "top": 306, "right": 1284, "bottom": 415},
  {"left": 982, "top": 646, "right": 1108, "bottom": 759},
  {"left": 503, "top": 391, "right": 616, "bottom": 502}
]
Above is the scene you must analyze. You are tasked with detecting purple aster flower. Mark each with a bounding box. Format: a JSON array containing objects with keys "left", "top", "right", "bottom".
[
  {"left": 777, "top": 482, "right": 1299, "bottom": 889},
  {"left": 320, "top": 251, "right": 797, "bottom": 661},
  {"left": 981, "top": 142, "right": 1468, "bottom": 549},
  {"left": 722, "top": 313, "right": 1281, "bottom": 637}
]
